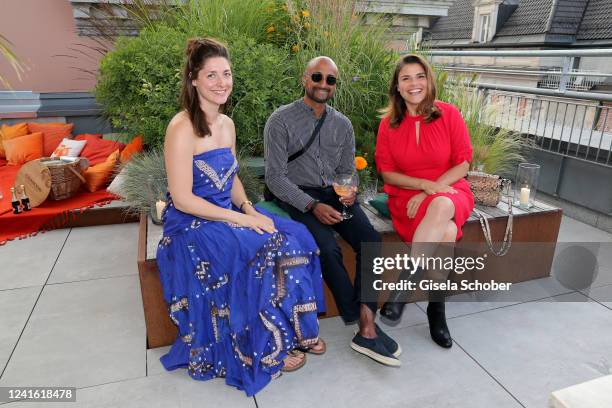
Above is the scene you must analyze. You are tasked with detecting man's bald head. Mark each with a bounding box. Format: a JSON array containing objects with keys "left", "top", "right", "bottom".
[
  {"left": 302, "top": 56, "right": 338, "bottom": 104},
  {"left": 304, "top": 56, "right": 338, "bottom": 76}
]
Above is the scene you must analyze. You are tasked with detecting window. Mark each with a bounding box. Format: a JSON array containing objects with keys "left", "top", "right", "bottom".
[{"left": 479, "top": 14, "right": 490, "bottom": 43}]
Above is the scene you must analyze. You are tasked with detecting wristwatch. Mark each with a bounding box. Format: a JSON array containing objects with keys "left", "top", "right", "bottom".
[{"left": 307, "top": 199, "right": 320, "bottom": 212}]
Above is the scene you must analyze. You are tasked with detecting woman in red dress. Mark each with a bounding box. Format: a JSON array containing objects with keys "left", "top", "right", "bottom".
[{"left": 375, "top": 54, "right": 474, "bottom": 348}]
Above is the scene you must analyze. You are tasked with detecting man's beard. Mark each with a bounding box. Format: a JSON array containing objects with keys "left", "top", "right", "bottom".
[{"left": 306, "top": 87, "right": 332, "bottom": 103}]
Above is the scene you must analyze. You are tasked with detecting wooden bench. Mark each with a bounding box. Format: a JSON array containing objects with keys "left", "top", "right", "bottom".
[
  {"left": 137, "top": 199, "right": 562, "bottom": 348},
  {"left": 63, "top": 200, "right": 139, "bottom": 227}
]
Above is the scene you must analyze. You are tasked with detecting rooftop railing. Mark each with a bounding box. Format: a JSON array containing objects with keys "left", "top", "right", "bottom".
[
  {"left": 422, "top": 49, "right": 612, "bottom": 167},
  {"left": 476, "top": 85, "right": 611, "bottom": 166}
]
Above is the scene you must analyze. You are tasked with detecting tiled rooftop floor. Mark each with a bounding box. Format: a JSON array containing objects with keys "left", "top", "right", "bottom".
[{"left": 0, "top": 216, "right": 611, "bottom": 407}]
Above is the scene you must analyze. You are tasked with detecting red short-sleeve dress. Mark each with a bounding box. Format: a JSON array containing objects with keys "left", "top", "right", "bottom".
[{"left": 375, "top": 101, "right": 474, "bottom": 242}]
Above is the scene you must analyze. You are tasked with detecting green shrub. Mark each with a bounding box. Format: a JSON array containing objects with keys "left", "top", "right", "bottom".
[
  {"left": 95, "top": 0, "right": 395, "bottom": 157},
  {"left": 223, "top": 35, "right": 300, "bottom": 155},
  {"left": 96, "top": 8, "right": 299, "bottom": 154},
  {"left": 96, "top": 25, "right": 183, "bottom": 149}
]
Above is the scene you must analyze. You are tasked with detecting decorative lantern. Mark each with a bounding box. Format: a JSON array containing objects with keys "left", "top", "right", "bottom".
[{"left": 514, "top": 163, "right": 540, "bottom": 209}]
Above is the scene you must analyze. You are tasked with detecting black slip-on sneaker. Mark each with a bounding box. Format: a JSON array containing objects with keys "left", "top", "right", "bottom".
[
  {"left": 375, "top": 324, "right": 402, "bottom": 357},
  {"left": 350, "top": 334, "right": 401, "bottom": 367}
]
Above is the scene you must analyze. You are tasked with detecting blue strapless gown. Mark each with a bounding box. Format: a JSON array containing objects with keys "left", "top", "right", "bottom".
[{"left": 156, "top": 148, "right": 325, "bottom": 396}]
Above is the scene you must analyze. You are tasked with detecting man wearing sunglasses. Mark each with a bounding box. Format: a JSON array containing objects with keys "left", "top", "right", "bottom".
[{"left": 264, "top": 56, "right": 400, "bottom": 367}]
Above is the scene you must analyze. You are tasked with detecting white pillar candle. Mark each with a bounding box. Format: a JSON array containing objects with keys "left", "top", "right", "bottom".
[
  {"left": 155, "top": 200, "right": 166, "bottom": 220},
  {"left": 519, "top": 187, "right": 530, "bottom": 206}
]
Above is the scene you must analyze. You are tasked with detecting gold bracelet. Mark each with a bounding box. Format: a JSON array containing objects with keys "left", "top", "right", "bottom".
[{"left": 239, "top": 200, "right": 253, "bottom": 211}]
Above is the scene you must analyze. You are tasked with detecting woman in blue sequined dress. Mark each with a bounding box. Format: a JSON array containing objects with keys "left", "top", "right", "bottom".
[{"left": 156, "top": 38, "right": 325, "bottom": 396}]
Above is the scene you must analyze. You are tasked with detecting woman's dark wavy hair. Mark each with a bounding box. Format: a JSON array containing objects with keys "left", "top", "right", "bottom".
[
  {"left": 381, "top": 54, "right": 441, "bottom": 127},
  {"left": 180, "top": 37, "right": 230, "bottom": 137}
]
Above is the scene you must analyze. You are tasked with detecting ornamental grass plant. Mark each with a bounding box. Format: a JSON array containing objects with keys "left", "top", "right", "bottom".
[
  {"left": 440, "top": 75, "right": 527, "bottom": 175},
  {"left": 118, "top": 149, "right": 260, "bottom": 214},
  {"left": 93, "top": 0, "right": 524, "bottom": 206}
]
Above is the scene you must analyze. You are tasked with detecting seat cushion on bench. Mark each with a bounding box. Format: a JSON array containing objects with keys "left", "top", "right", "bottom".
[
  {"left": 255, "top": 200, "right": 291, "bottom": 219},
  {"left": 368, "top": 193, "right": 390, "bottom": 219},
  {"left": 0, "top": 162, "right": 122, "bottom": 245}
]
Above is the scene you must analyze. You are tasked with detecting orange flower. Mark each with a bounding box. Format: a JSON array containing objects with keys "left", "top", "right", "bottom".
[
  {"left": 355, "top": 156, "right": 368, "bottom": 171},
  {"left": 301, "top": 10, "right": 310, "bottom": 18},
  {"left": 266, "top": 25, "right": 276, "bottom": 33},
  {"left": 291, "top": 44, "right": 300, "bottom": 53}
]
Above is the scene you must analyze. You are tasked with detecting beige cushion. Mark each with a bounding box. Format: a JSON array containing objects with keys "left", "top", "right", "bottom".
[{"left": 550, "top": 375, "right": 612, "bottom": 408}]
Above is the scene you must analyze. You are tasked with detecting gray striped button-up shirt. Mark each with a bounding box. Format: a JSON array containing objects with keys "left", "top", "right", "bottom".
[{"left": 264, "top": 99, "right": 356, "bottom": 212}]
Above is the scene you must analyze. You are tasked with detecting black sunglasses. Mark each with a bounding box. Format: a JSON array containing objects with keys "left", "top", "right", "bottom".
[{"left": 311, "top": 72, "right": 337, "bottom": 86}]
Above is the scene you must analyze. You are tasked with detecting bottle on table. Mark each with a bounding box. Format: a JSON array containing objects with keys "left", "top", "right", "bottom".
[
  {"left": 19, "top": 184, "right": 31, "bottom": 211},
  {"left": 11, "top": 187, "right": 22, "bottom": 214}
]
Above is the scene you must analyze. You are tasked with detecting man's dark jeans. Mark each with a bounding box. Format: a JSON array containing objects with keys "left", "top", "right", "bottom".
[{"left": 278, "top": 187, "right": 381, "bottom": 323}]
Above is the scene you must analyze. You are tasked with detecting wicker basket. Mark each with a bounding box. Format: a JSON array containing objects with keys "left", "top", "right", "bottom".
[{"left": 39, "top": 157, "right": 86, "bottom": 200}]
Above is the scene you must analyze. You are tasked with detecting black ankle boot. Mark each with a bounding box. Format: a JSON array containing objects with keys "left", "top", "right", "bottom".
[
  {"left": 380, "top": 266, "right": 424, "bottom": 323},
  {"left": 380, "top": 297, "right": 405, "bottom": 322},
  {"left": 427, "top": 301, "right": 452, "bottom": 348}
]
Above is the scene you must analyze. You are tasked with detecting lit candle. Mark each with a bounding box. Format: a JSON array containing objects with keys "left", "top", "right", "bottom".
[
  {"left": 155, "top": 200, "right": 166, "bottom": 220},
  {"left": 519, "top": 186, "right": 530, "bottom": 206}
]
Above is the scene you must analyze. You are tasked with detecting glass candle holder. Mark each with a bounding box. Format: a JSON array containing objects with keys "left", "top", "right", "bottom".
[
  {"left": 359, "top": 177, "right": 378, "bottom": 204},
  {"left": 147, "top": 175, "right": 166, "bottom": 225},
  {"left": 514, "top": 163, "right": 540, "bottom": 209},
  {"left": 150, "top": 197, "right": 166, "bottom": 225}
]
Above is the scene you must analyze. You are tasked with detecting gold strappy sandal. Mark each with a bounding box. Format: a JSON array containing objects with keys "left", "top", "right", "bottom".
[{"left": 280, "top": 350, "right": 307, "bottom": 372}]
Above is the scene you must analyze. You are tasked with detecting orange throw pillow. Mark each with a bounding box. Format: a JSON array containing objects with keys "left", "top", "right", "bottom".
[
  {"left": 120, "top": 135, "right": 144, "bottom": 164},
  {"left": 27, "top": 122, "right": 74, "bottom": 157},
  {"left": 84, "top": 149, "right": 119, "bottom": 192},
  {"left": 3, "top": 132, "right": 44, "bottom": 165},
  {"left": 0, "top": 123, "right": 29, "bottom": 159},
  {"left": 75, "top": 133, "right": 103, "bottom": 141},
  {"left": 80, "top": 137, "right": 125, "bottom": 166}
]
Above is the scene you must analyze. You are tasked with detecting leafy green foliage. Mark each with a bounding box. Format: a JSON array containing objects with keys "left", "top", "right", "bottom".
[
  {"left": 95, "top": 0, "right": 396, "bottom": 158},
  {"left": 96, "top": 1, "right": 301, "bottom": 155},
  {"left": 0, "top": 34, "right": 26, "bottom": 89},
  {"left": 97, "top": 0, "right": 522, "bottom": 190},
  {"left": 224, "top": 35, "right": 300, "bottom": 155},
  {"left": 96, "top": 25, "right": 183, "bottom": 149}
]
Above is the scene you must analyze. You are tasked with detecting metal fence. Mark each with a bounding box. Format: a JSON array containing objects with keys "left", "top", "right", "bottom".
[
  {"left": 424, "top": 49, "right": 612, "bottom": 167},
  {"left": 538, "top": 69, "right": 609, "bottom": 91},
  {"left": 477, "top": 85, "right": 611, "bottom": 166}
]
